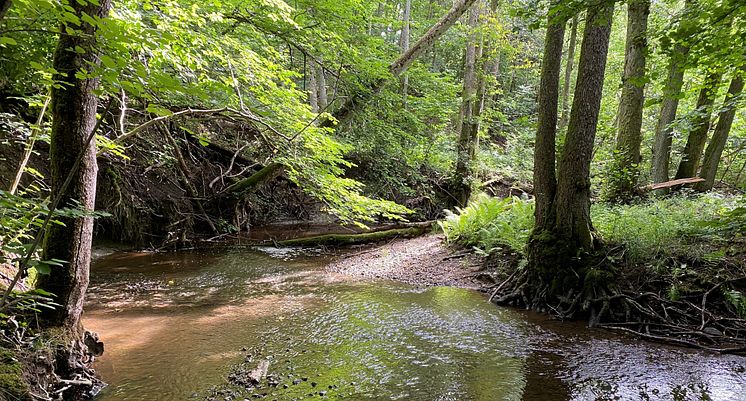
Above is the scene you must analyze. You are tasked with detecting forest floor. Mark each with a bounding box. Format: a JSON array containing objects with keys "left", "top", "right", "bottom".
[{"left": 327, "top": 234, "right": 492, "bottom": 290}]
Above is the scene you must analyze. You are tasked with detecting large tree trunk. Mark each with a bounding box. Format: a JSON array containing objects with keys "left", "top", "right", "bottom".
[
  {"left": 38, "top": 0, "right": 113, "bottom": 330},
  {"left": 322, "top": 0, "right": 478, "bottom": 129},
  {"left": 525, "top": 1, "right": 614, "bottom": 312},
  {"left": 695, "top": 70, "right": 745, "bottom": 191},
  {"left": 558, "top": 15, "right": 577, "bottom": 130},
  {"left": 532, "top": 5, "right": 566, "bottom": 229},
  {"left": 604, "top": 0, "right": 650, "bottom": 202},
  {"left": 452, "top": 5, "right": 481, "bottom": 207},
  {"left": 674, "top": 71, "right": 722, "bottom": 179},
  {"left": 650, "top": 0, "right": 693, "bottom": 188}
]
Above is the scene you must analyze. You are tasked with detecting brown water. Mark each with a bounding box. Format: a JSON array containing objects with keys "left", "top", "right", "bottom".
[{"left": 84, "top": 248, "right": 746, "bottom": 401}]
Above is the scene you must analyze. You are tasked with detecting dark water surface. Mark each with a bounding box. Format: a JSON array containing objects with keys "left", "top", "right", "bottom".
[{"left": 85, "top": 248, "right": 746, "bottom": 401}]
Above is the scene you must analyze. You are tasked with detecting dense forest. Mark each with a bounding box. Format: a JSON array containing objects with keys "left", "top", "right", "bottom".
[{"left": 1, "top": 0, "right": 745, "bottom": 399}]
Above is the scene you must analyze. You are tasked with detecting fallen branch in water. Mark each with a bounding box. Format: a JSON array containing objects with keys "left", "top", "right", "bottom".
[{"left": 278, "top": 226, "right": 431, "bottom": 247}]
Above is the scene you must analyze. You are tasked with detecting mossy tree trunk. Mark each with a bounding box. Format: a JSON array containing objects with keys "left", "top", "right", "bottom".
[
  {"left": 674, "top": 71, "right": 722, "bottom": 179},
  {"left": 558, "top": 15, "right": 577, "bottom": 130},
  {"left": 696, "top": 68, "right": 745, "bottom": 191},
  {"left": 604, "top": 0, "right": 650, "bottom": 202},
  {"left": 38, "top": 0, "right": 113, "bottom": 330},
  {"left": 527, "top": 0, "right": 614, "bottom": 310},
  {"left": 650, "top": 0, "right": 693, "bottom": 191}
]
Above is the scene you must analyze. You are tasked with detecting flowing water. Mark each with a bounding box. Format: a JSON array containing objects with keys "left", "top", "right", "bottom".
[{"left": 84, "top": 248, "right": 746, "bottom": 401}]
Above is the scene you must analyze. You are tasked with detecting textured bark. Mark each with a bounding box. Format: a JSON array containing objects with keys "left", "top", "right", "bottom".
[
  {"left": 559, "top": 16, "right": 578, "bottom": 129},
  {"left": 604, "top": 0, "right": 650, "bottom": 202},
  {"left": 553, "top": 1, "right": 614, "bottom": 250},
  {"left": 452, "top": 5, "right": 481, "bottom": 207},
  {"left": 38, "top": 0, "right": 112, "bottom": 329},
  {"left": 532, "top": 7, "right": 566, "bottom": 229},
  {"left": 674, "top": 71, "right": 722, "bottom": 179},
  {"left": 650, "top": 0, "right": 693, "bottom": 187},
  {"left": 322, "top": 0, "right": 478, "bottom": 129},
  {"left": 696, "top": 71, "right": 745, "bottom": 191}
]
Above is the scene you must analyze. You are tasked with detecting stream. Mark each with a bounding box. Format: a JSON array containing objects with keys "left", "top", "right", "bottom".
[{"left": 84, "top": 247, "right": 746, "bottom": 401}]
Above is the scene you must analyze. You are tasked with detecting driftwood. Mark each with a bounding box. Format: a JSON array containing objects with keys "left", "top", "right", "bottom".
[
  {"left": 639, "top": 177, "right": 705, "bottom": 192},
  {"left": 278, "top": 224, "right": 432, "bottom": 247}
]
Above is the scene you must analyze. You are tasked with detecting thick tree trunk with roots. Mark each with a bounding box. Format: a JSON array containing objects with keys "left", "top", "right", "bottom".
[
  {"left": 37, "top": 0, "right": 112, "bottom": 331},
  {"left": 524, "top": 1, "right": 614, "bottom": 312},
  {"left": 674, "top": 71, "right": 722, "bottom": 179},
  {"left": 696, "top": 69, "right": 745, "bottom": 191},
  {"left": 604, "top": 0, "right": 650, "bottom": 202}
]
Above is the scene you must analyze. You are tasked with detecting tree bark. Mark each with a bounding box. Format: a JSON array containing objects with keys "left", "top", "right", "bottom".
[
  {"left": 322, "top": 0, "right": 478, "bottom": 129},
  {"left": 650, "top": 0, "right": 693, "bottom": 187},
  {"left": 532, "top": 4, "right": 566, "bottom": 229},
  {"left": 553, "top": 0, "right": 614, "bottom": 250},
  {"left": 452, "top": 5, "right": 481, "bottom": 207},
  {"left": 38, "top": 0, "right": 113, "bottom": 330},
  {"left": 674, "top": 71, "right": 722, "bottom": 179},
  {"left": 317, "top": 57, "right": 328, "bottom": 110},
  {"left": 308, "top": 59, "right": 319, "bottom": 113},
  {"left": 399, "top": 0, "right": 412, "bottom": 107},
  {"left": 559, "top": 15, "right": 577, "bottom": 130},
  {"left": 604, "top": 0, "right": 650, "bottom": 202},
  {"left": 695, "top": 70, "right": 745, "bottom": 191}
]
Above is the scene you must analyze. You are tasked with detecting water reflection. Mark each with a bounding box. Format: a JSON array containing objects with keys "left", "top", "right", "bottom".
[{"left": 85, "top": 249, "right": 746, "bottom": 401}]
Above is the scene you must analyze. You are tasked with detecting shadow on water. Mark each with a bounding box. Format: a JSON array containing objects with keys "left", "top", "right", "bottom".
[{"left": 84, "top": 249, "right": 746, "bottom": 401}]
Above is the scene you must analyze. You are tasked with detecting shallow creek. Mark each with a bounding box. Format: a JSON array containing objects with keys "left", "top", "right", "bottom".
[{"left": 84, "top": 248, "right": 746, "bottom": 401}]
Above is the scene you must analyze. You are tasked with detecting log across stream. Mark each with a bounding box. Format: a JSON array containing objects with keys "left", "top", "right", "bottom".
[{"left": 84, "top": 244, "right": 746, "bottom": 401}]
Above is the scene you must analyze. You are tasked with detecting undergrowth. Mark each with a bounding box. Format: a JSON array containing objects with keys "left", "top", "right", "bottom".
[{"left": 440, "top": 193, "right": 743, "bottom": 265}]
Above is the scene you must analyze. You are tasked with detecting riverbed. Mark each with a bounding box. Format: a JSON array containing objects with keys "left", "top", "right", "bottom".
[{"left": 84, "top": 247, "right": 746, "bottom": 401}]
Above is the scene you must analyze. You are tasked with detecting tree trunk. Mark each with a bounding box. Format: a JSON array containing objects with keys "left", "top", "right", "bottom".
[
  {"left": 38, "top": 0, "right": 113, "bottom": 330},
  {"left": 674, "top": 71, "right": 722, "bottom": 179},
  {"left": 695, "top": 70, "right": 745, "bottom": 191},
  {"left": 322, "top": 0, "right": 478, "bottom": 129},
  {"left": 452, "top": 5, "right": 481, "bottom": 207},
  {"left": 559, "top": 15, "right": 577, "bottom": 130},
  {"left": 553, "top": 2, "right": 613, "bottom": 250},
  {"left": 604, "top": 0, "right": 650, "bottom": 202},
  {"left": 526, "top": 1, "right": 614, "bottom": 311},
  {"left": 532, "top": 4, "right": 566, "bottom": 229},
  {"left": 317, "top": 57, "right": 328, "bottom": 110},
  {"left": 308, "top": 59, "right": 319, "bottom": 113},
  {"left": 399, "top": 0, "right": 412, "bottom": 107},
  {"left": 650, "top": 0, "right": 693, "bottom": 188}
]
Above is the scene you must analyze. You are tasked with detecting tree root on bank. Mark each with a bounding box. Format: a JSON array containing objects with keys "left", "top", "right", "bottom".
[{"left": 489, "top": 271, "right": 746, "bottom": 354}]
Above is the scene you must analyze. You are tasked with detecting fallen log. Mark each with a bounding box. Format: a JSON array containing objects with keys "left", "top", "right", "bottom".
[
  {"left": 277, "top": 226, "right": 431, "bottom": 247},
  {"left": 224, "top": 162, "right": 283, "bottom": 195},
  {"left": 248, "top": 359, "right": 270, "bottom": 384},
  {"left": 639, "top": 177, "right": 705, "bottom": 192}
]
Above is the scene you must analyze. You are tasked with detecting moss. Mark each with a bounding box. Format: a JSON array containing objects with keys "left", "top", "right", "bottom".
[
  {"left": 0, "top": 348, "right": 31, "bottom": 401},
  {"left": 278, "top": 227, "right": 427, "bottom": 246}
]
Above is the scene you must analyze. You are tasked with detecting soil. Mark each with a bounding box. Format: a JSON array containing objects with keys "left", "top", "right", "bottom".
[{"left": 326, "top": 234, "right": 493, "bottom": 290}]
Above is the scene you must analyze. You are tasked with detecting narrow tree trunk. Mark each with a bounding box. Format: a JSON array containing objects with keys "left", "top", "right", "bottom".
[
  {"left": 650, "top": 0, "right": 693, "bottom": 187},
  {"left": 322, "top": 0, "right": 478, "bottom": 129},
  {"left": 695, "top": 70, "right": 745, "bottom": 191},
  {"left": 308, "top": 59, "right": 319, "bottom": 113},
  {"left": 452, "top": 5, "right": 481, "bottom": 207},
  {"left": 532, "top": 5, "right": 566, "bottom": 229},
  {"left": 399, "top": 0, "right": 412, "bottom": 107},
  {"left": 553, "top": 2, "right": 614, "bottom": 250},
  {"left": 604, "top": 0, "right": 650, "bottom": 202},
  {"left": 559, "top": 15, "right": 577, "bottom": 130},
  {"left": 38, "top": 0, "right": 113, "bottom": 330},
  {"left": 317, "top": 57, "right": 328, "bottom": 110},
  {"left": 674, "top": 71, "right": 722, "bottom": 179}
]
